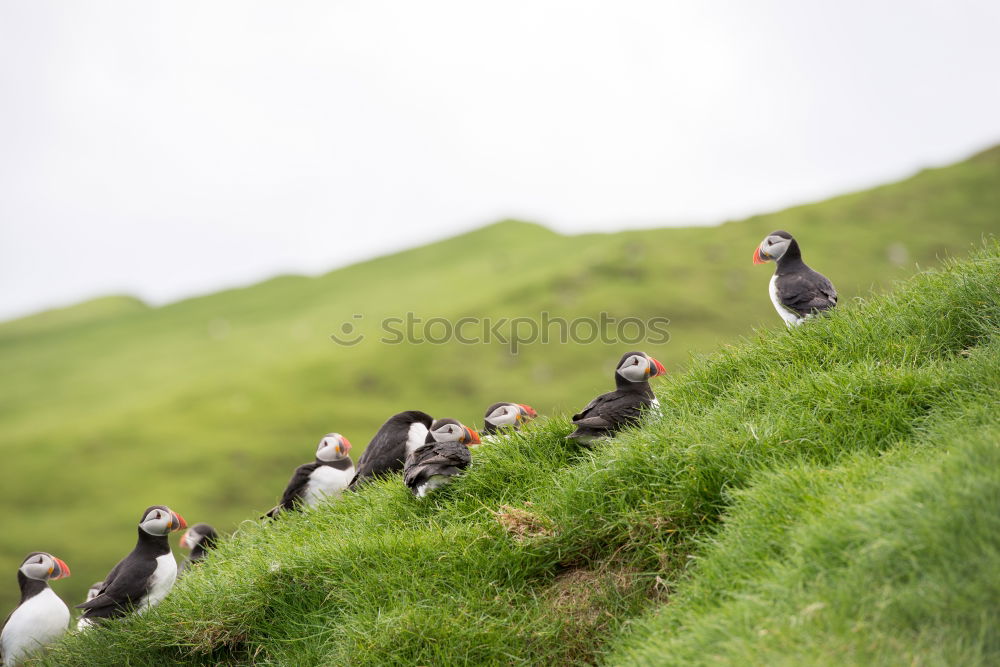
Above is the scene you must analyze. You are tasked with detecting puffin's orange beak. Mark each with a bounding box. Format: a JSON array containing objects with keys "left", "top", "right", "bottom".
[
  {"left": 753, "top": 246, "right": 767, "bottom": 265},
  {"left": 171, "top": 512, "right": 187, "bottom": 532},
  {"left": 180, "top": 530, "right": 191, "bottom": 549},
  {"left": 51, "top": 557, "right": 71, "bottom": 580},
  {"left": 650, "top": 357, "right": 666, "bottom": 377},
  {"left": 518, "top": 404, "right": 537, "bottom": 418},
  {"left": 339, "top": 435, "right": 352, "bottom": 454},
  {"left": 465, "top": 427, "right": 481, "bottom": 445}
]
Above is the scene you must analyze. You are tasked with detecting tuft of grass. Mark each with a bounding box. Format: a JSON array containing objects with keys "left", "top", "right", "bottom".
[{"left": 40, "top": 244, "right": 1000, "bottom": 665}]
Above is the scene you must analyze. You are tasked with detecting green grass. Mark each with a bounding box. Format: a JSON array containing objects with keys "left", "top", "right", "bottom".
[
  {"left": 34, "top": 240, "right": 1000, "bottom": 665},
  {"left": 610, "top": 403, "right": 1000, "bottom": 666},
  {"left": 0, "top": 146, "right": 997, "bottom": 617}
]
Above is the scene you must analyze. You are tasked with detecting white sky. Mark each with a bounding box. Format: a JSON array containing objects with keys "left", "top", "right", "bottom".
[{"left": 2, "top": 1, "right": 999, "bottom": 320}]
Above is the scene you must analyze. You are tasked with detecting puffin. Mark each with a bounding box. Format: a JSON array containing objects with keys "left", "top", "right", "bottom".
[
  {"left": 265, "top": 433, "right": 355, "bottom": 518},
  {"left": 348, "top": 411, "right": 434, "bottom": 490},
  {"left": 76, "top": 505, "right": 186, "bottom": 621},
  {"left": 178, "top": 523, "right": 219, "bottom": 572},
  {"left": 753, "top": 230, "right": 837, "bottom": 326},
  {"left": 567, "top": 351, "right": 666, "bottom": 445},
  {"left": 403, "top": 418, "right": 480, "bottom": 497},
  {"left": 1, "top": 552, "right": 71, "bottom": 666},
  {"left": 75, "top": 581, "right": 104, "bottom": 631},
  {"left": 482, "top": 402, "right": 537, "bottom": 443}
]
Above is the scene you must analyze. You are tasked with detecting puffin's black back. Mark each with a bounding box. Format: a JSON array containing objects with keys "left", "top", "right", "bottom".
[
  {"left": 771, "top": 232, "right": 838, "bottom": 317},
  {"left": 568, "top": 354, "right": 655, "bottom": 442},
  {"left": 76, "top": 527, "right": 171, "bottom": 619},
  {"left": 403, "top": 440, "right": 472, "bottom": 492},
  {"left": 349, "top": 410, "right": 433, "bottom": 489}
]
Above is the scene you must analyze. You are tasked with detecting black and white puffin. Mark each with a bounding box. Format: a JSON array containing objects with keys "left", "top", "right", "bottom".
[
  {"left": 76, "top": 505, "right": 186, "bottom": 621},
  {"left": 265, "top": 433, "right": 355, "bottom": 517},
  {"left": 482, "top": 402, "right": 537, "bottom": 442},
  {"left": 1, "top": 552, "right": 71, "bottom": 666},
  {"left": 348, "top": 411, "right": 434, "bottom": 490},
  {"left": 567, "top": 351, "right": 666, "bottom": 445},
  {"left": 403, "top": 418, "right": 480, "bottom": 497},
  {"left": 178, "top": 524, "right": 219, "bottom": 572},
  {"left": 753, "top": 230, "right": 837, "bottom": 326},
  {"left": 75, "top": 581, "right": 103, "bottom": 631}
]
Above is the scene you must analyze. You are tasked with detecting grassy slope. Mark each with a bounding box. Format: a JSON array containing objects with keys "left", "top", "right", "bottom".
[
  {"left": 611, "top": 404, "right": 1000, "bottom": 666},
  {"left": 41, "top": 243, "right": 1000, "bottom": 665},
  {"left": 1, "top": 146, "right": 998, "bottom": 615}
]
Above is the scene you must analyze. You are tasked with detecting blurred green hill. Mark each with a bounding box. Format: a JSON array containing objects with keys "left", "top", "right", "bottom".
[{"left": 0, "top": 145, "right": 997, "bottom": 612}]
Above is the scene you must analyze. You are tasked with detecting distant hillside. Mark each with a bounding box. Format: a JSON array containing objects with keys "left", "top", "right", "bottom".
[
  {"left": 0, "top": 146, "right": 998, "bottom": 615},
  {"left": 45, "top": 241, "right": 1000, "bottom": 666}
]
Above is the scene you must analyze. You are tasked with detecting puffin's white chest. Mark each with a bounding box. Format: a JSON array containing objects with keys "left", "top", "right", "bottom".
[
  {"left": 769, "top": 275, "right": 802, "bottom": 327},
  {"left": 648, "top": 397, "right": 662, "bottom": 417},
  {"left": 416, "top": 475, "right": 453, "bottom": 498},
  {"left": 1, "top": 588, "right": 69, "bottom": 666},
  {"left": 304, "top": 464, "right": 354, "bottom": 507},
  {"left": 404, "top": 422, "right": 429, "bottom": 458},
  {"left": 140, "top": 553, "right": 177, "bottom": 612}
]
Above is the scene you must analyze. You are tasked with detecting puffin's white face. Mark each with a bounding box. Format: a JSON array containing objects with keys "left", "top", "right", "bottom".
[
  {"left": 139, "top": 506, "right": 186, "bottom": 536},
  {"left": 616, "top": 352, "right": 666, "bottom": 383},
  {"left": 316, "top": 433, "right": 350, "bottom": 462},
  {"left": 617, "top": 354, "right": 652, "bottom": 382},
  {"left": 180, "top": 528, "right": 203, "bottom": 550},
  {"left": 485, "top": 404, "right": 520, "bottom": 427},
  {"left": 86, "top": 582, "right": 103, "bottom": 601},
  {"left": 19, "top": 552, "right": 70, "bottom": 581},
  {"left": 755, "top": 233, "right": 792, "bottom": 263},
  {"left": 430, "top": 421, "right": 481, "bottom": 445}
]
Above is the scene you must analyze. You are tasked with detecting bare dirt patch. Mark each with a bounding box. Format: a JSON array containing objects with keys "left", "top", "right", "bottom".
[{"left": 494, "top": 503, "right": 554, "bottom": 541}]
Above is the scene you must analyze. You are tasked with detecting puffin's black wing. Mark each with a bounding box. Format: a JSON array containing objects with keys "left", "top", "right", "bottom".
[
  {"left": 77, "top": 553, "right": 155, "bottom": 619},
  {"left": 403, "top": 442, "right": 471, "bottom": 492},
  {"left": 277, "top": 463, "right": 318, "bottom": 511},
  {"left": 572, "top": 390, "right": 649, "bottom": 429},
  {"left": 776, "top": 269, "right": 837, "bottom": 317},
  {"left": 263, "top": 462, "right": 317, "bottom": 518},
  {"left": 569, "top": 389, "right": 651, "bottom": 439},
  {"left": 350, "top": 430, "right": 406, "bottom": 489},
  {"left": 571, "top": 392, "right": 617, "bottom": 429}
]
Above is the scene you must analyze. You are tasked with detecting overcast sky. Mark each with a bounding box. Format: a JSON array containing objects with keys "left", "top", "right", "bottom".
[{"left": 1, "top": 1, "right": 998, "bottom": 320}]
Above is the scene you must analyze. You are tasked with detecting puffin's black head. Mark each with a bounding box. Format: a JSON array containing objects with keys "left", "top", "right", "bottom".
[
  {"left": 180, "top": 523, "right": 218, "bottom": 551},
  {"left": 390, "top": 410, "right": 434, "bottom": 429},
  {"left": 615, "top": 351, "right": 666, "bottom": 383},
  {"left": 483, "top": 402, "right": 538, "bottom": 429},
  {"left": 139, "top": 505, "right": 187, "bottom": 537},
  {"left": 18, "top": 551, "right": 71, "bottom": 581},
  {"left": 754, "top": 230, "right": 798, "bottom": 264},
  {"left": 316, "top": 432, "right": 352, "bottom": 462},
  {"left": 427, "top": 418, "right": 481, "bottom": 446}
]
